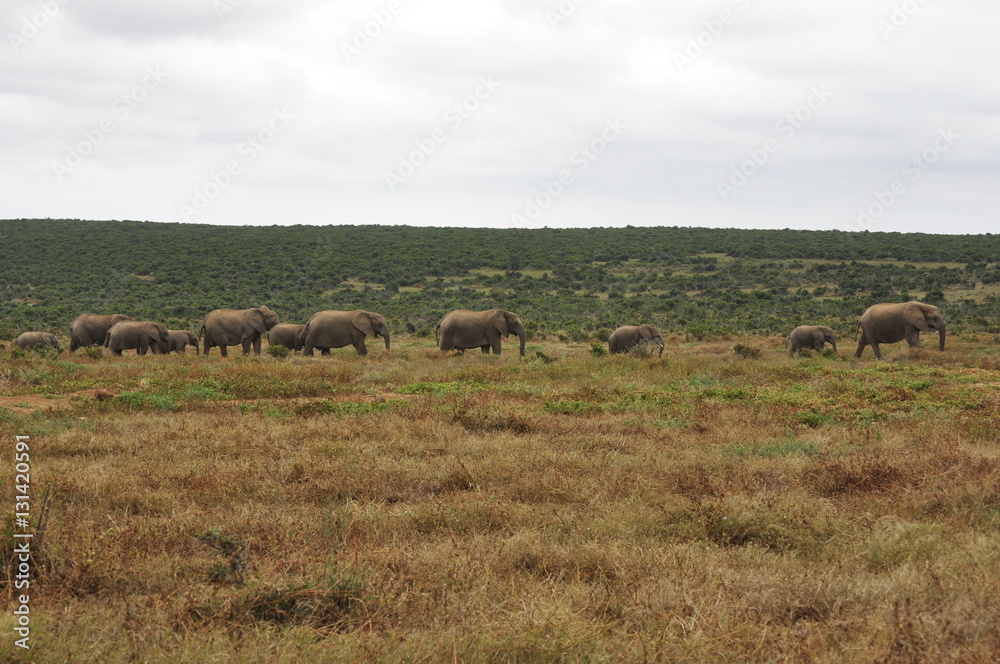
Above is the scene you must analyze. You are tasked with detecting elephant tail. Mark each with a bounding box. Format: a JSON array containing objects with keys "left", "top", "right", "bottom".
[
  {"left": 853, "top": 321, "right": 861, "bottom": 341},
  {"left": 435, "top": 321, "right": 441, "bottom": 345}
]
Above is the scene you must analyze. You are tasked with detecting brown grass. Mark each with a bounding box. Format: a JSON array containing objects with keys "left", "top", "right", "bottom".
[{"left": 1, "top": 336, "right": 998, "bottom": 662}]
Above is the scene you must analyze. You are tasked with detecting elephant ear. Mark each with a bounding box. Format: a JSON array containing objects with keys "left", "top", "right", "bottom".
[
  {"left": 352, "top": 311, "right": 375, "bottom": 337},
  {"left": 492, "top": 310, "right": 509, "bottom": 338},
  {"left": 903, "top": 302, "right": 931, "bottom": 331},
  {"left": 638, "top": 325, "right": 653, "bottom": 341},
  {"left": 812, "top": 328, "right": 826, "bottom": 345},
  {"left": 246, "top": 309, "right": 267, "bottom": 334}
]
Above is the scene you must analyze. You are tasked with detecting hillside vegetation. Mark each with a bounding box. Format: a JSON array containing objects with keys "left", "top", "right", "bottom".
[
  {"left": 2, "top": 219, "right": 999, "bottom": 341},
  {"left": 2, "top": 219, "right": 999, "bottom": 660}
]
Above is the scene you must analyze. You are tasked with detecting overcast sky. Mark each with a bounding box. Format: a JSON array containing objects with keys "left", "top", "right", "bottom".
[{"left": 2, "top": 1, "right": 997, "bottom": 234}]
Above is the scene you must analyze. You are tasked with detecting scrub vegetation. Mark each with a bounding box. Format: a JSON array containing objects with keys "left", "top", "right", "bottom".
[{"left": 1, "top": 219, "right": 998, "bottom": 660}]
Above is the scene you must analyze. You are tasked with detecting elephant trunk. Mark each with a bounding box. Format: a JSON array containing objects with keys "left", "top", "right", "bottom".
[
  {"left": 938, "top": 324, "right": 946, "bottom": 351},
  {"left": 518, "top": 329, "right": 526, "bottom": 356},
  {"left": 831, "top": 339, "right": 837, "bottom": 353},
  {"left": 383, "top": 331, "right": 391, "bottom": 351}
]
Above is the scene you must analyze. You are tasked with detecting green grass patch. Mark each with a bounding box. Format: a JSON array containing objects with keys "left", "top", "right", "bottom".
[{"left": 399, "top": 381, "right": 472, "bottom": 396}]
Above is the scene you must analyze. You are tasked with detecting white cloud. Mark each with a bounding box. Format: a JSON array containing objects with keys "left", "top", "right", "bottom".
[{"left": 0, "top": 0, "right": 997, "bottom": 233}]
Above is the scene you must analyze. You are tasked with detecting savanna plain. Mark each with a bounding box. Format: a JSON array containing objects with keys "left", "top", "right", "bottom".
[{"left": 2, "top": 336, "right": 999, "bottom": 663}]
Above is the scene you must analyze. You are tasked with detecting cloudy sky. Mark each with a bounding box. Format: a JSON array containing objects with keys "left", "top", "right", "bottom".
[{"left": 2, "top": 0, "right": 997, "bottom": 234}]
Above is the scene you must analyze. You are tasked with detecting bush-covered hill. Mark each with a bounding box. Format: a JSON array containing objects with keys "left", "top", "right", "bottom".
[{"left": 1, "top": 219, "right": 998, "bottom": 340}]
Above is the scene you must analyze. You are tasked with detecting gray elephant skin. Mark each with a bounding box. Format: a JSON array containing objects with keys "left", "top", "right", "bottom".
[
  {"left": 15, "top": 332, "right": 60, "bottom": 351},
  {"left": 298, "top": 311, "right": 389, "bottom": 356},
  {"left": 787, "top": 325, "right": 837, "bottom": 357},
  {"left": 608, "top": 324, "right": 664, "bottom": 357},
  {"left": 201, "top": 306, "right": 279, "bottom": 357},
  {"left": 105, "top": 321, "right": 170, "bottom": 356},
  {"left": 267, "top": 323, "right": 306, "bottom": 352},
  {"left": 167, "top": 330, "right": 200, "bottom": 355},
  {"left": 855, "top": 300, "right": 946, "bottom": 360},
  {"left": 436, "top": 309, "right": 526, "bottom": 356},
  {"left": 69, "top": 313, "right": 133, "bottom": 351}
]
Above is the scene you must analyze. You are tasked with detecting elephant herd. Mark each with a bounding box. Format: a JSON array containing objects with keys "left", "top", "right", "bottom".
[{"left": 10, "top": 301, "right": 947, "bottom": 362}]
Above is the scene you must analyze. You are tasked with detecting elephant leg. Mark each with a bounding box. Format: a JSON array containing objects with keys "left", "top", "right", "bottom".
[
  {"left": 491, "top": 341, "right": 502, "bottom": 355},
  {"left": 854, "top": 335, "right": 868, "bottom": 358},
  {"left": 905, "top": 331, "right": 923, "bottom": 348},
  {"left": 241, "top": 338, "right": 252, "bottom": 356},
  {"left": 871, "top": 342, "right": 883, "bottom": 360},
  {"left": 219, "top": 344, "right": 228, "bottom": 358},
  {"left": 321, "top": 348, "right": 331, "bottom": 356},
  {"left": 356, "top": 339, "right": 368, "bottom": 356},
  {"left": 480, "top": 345, "right": 490, "bottom": 354},
  {"left": 252, "top": 336, "right": 262, "bottom": 356}
]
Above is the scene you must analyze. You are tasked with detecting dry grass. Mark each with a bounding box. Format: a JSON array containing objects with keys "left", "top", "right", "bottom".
[{"left": 1, "top": 336, "right": 999, "bottom": 662}]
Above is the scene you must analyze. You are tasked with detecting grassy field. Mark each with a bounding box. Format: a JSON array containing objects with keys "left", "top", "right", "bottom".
[{"left": 1, "top": 335, "right": 999, "bottom": 662}]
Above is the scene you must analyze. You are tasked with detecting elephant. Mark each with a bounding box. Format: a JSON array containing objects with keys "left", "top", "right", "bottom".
[
  {"left": 608, "top": 324, "right": 664, "bottom": 357},
  {"left": 855, "top": 300, "right": 946, "bottom": 360},
  {"left": 787, "top": 325, "right": 837, "bottom": 357},
  {"left": 436, "top": 309, "right": 526, "bottom": 356},
  {"left": 166, "top": 330, "right": 200, "bottom": 355},
  {"left": 298, "top": 311, "right": 390, "bottom": 356},
  {"left": 104, "top": 321, "right": 170, "bottom": 356},
  {"left": 267, "top": 323, "right": 306, "bottom": 352},
  {"left": 15, "top": 332, "right": 60, "bottom": 351},
  {"left": 201, "top": 306, "right": 279, "bottom": 357},
  {"left": 69, "top": 313, "right": 133, "bottom": 351}
]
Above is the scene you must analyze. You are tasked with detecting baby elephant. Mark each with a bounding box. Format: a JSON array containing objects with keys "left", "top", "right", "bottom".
[
  {"left": 15, "top": 332, "right": 60, "bottom": 351},
  {"left": 787, "top": 325, "right": 837, "bottom": 357},
  {"left": 608, "top": 324, "right": 664, "bottom": 357},
  {"left": 167, "top": 330, "right": 200, "bottom": 354}
]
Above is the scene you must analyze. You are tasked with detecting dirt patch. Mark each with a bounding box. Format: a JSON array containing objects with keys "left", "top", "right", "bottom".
[{"left": 0, "top": 389, "right": 113, "bottom": 414}]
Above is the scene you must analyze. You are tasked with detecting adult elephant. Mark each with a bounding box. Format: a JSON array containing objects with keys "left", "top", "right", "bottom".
[
  {"left": 787, "top": 325, "right": 837, "bottom": 357},
  {"left": 298, "top": 311, "right": 389, "bottom": 356},
  {"left": 201, "top": 306, "right": 279, "bottom": 357},
  {"left": 608, "top": 324, "right": 664, "bottom": 357},
  {"left": 855, "top": 300, "right": 946, "bottom": 360},
  {"left": 167, "top": 330, "right": 200, "bottom": 355},
  {"left": 436, "top": 309, "right": 526, "bottom": 356},
  {"left": 267, "top": 323, "right": 306, "bottom": 352},
  {"left": 69, "top": 313, "right": 133, "bottom": 351},
  {"left": 104, "top": 321, "right": 170, "bottom": 356},
  {"left": 15, "top": 332, "right": 60, "bottom": 351}
]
